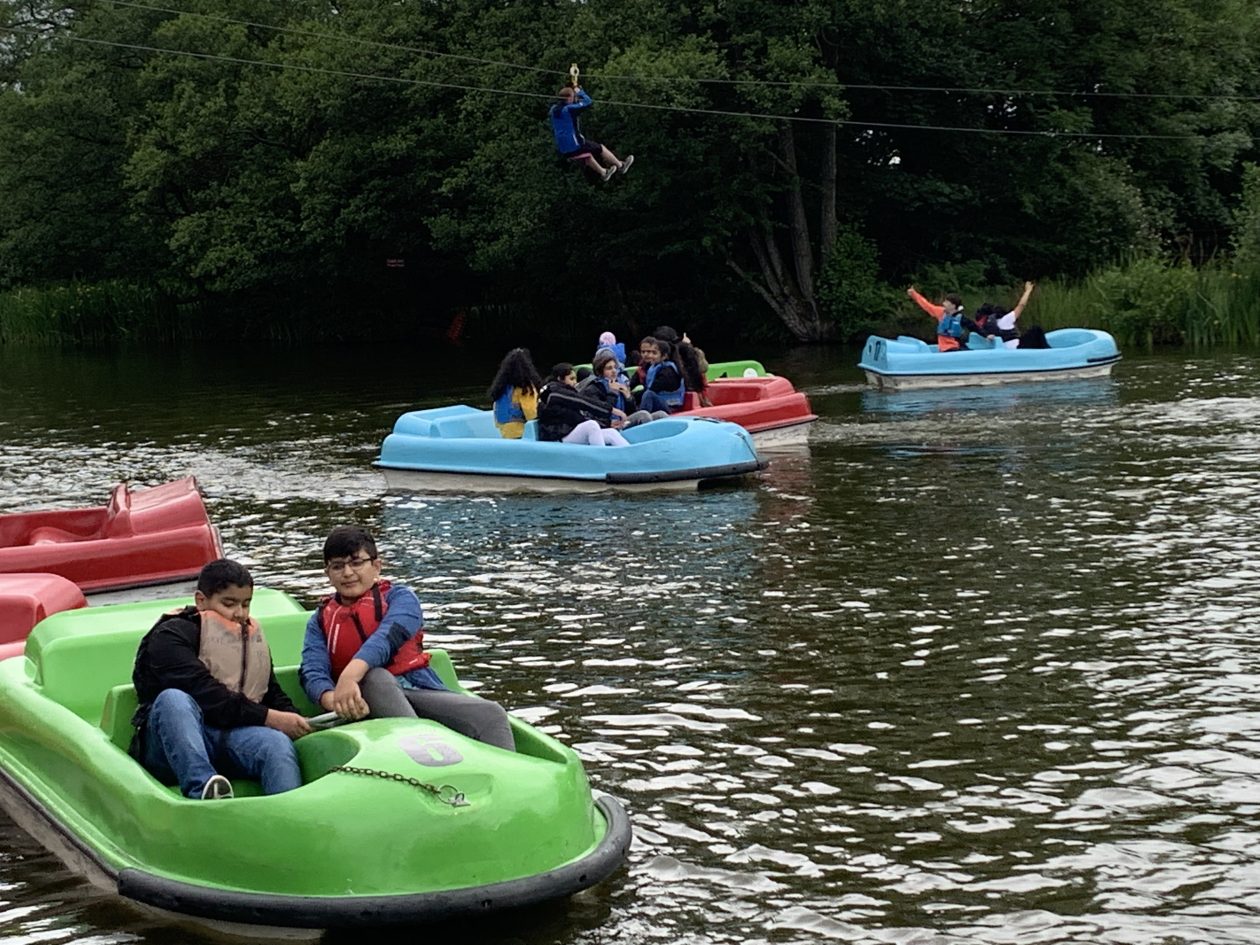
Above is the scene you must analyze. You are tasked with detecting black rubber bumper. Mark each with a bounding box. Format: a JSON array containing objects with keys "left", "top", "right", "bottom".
[{"left": 606, "top": 457, "right": 768, "bottom": 484}]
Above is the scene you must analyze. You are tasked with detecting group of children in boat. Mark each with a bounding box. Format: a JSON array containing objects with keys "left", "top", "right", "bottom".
[
  {"left": 907, "top": 281, "right": 1049, "bottom": 352},
  {"left": 488, "top": 327, "right": 710, "bottom": 447},
  {"left": 131, "top": 526, "right": 513, "bottom": 800}
]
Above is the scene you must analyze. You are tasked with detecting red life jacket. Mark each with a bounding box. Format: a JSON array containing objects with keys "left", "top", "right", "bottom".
[{"left": 316, "top": 580, "right": 430, "bottom": 679}]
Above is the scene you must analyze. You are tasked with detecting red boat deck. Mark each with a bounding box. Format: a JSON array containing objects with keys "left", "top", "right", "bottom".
[
  {"left": 677, "top": 375, "right": 817, "bottom": 435},
  {"left": 0, "top": 478, "right": 222, "bottom": 594}
]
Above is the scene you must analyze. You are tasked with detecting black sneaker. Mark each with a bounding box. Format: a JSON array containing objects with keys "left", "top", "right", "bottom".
[{"left": 200, "top": 774, "right": 234, "bottom": 800}]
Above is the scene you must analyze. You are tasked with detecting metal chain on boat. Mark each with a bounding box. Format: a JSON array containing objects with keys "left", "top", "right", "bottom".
[{"left": 329, "top": 765, "right": 468, "bottom": 807}]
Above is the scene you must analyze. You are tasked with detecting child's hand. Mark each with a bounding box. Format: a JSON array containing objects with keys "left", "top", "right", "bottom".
[
  {"left": 266, "top": 709, "right": 313, "bottom": 740},
  {"left": 330, "top": 677, "right": 370, "bottom": 720}
]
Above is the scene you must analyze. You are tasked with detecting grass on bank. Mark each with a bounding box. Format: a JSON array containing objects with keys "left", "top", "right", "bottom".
[
  {"left": 7, "top": 256, "right": 1260, "bottom": 350},
  {"left": 1024, "top": 259, "right": 1260, "bottom": 350},
  {"left": 0, "top": 282, "right": 195, "bottom": 346}
]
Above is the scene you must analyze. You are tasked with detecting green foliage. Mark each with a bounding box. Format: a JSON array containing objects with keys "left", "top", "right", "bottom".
[
  {"left": 1232, "top": 163, "right": 1260, "bottom": 266},
  {"left": 1077, "top": 258, "right": 1195, "bottom": 348},
  {"left": 2, "top": 0, "right": 1260, "bottom": 345},
  {"left": 817, "top": 223, "right": 896, "bottom": 342}
]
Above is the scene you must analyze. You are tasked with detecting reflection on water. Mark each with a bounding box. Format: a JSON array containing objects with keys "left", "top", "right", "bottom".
[
  {"left": 858, "top": 376, "right": 1121, "bottom": 418},
  {"left": 0, "top": 348, "right": 1259, "bottom": 944}
]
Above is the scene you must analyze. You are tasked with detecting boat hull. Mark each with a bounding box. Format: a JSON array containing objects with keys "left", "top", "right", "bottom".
[
  {"left": 381, "top": 468, "right": 710, "bottom": 494},
  {"left": 0, "top": 592, "right": 632, "bottom": 930},
  {"left": 858, "top": 329, "right": 1121, "bottom": 390},
  {"left": 376, "top": 407, "right": 766, "bottom": 493},
  {"left": 0, "top": 767, "right": 629, "bottom": 929}
]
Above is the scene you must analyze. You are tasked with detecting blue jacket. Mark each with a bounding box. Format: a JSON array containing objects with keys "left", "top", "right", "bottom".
[
  {"left": 493, "top": 387, "right": 525, "bottom": 425},
  {"left": 549, "top": 89, "right": 592, "bottom": 154},
  {"left": 645, "top": 360, "right": 686, "bottom": 408},
  {"left": 299, "top": 584, "right": 446, "bottom": 705}
]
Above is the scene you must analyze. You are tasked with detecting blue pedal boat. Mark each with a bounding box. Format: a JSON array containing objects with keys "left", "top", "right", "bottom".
[
  {"left": 375, "top": 405, "right": 768, "bottom": 493},
  {"left": 858, "top": 328, "right": 1121, "bottom": 390}
]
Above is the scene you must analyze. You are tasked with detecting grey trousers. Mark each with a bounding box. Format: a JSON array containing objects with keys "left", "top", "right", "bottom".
[
  {"left": 624, "top": 409, "right": 669, "bottom": 427},
  {"left": 359, "top": 667, "right": 514, "bottom": 751}
]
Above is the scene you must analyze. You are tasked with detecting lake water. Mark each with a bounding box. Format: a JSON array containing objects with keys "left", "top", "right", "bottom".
[{"left": 0, "top": 344, "right": 1258, "bottom": 945}]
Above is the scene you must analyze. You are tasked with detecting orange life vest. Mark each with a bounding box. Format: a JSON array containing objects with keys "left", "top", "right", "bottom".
[{"left": 316, "top": 580, "right": 429, "bottom": 679}]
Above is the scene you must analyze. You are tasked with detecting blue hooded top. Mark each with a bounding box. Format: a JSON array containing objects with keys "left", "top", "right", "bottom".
[{"left": 549, "top": 89, "right": 593, "bottom": 154}]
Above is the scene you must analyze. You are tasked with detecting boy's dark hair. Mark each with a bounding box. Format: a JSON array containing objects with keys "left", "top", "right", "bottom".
[
  {"left": 549, "top": 362, "right": 574, "bottom": 381},
  {"left": 323, "top": 526, "right": 378, "bottom": 563},
  {"left": 197, "top": 559, "right": 253, "bottom": 596},
  {"left": 945, "top": 293, "right": 964, "bottom": 308}
]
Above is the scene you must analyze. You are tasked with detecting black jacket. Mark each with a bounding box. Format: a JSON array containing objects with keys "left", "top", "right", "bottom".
[
  {"left": 537, "top": 381, "right": 613, "bottom": 441},
  {"left": 130, "top": 607, "right": 297, "bottom": 747}
]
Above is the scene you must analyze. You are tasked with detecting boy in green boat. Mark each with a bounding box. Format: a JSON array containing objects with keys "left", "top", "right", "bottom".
[
  {"left": 130, "top": 559, "right": 310, "bottom": 800},
  {"left": 298, "top": 526, "right": 514, "bottom": 751}
]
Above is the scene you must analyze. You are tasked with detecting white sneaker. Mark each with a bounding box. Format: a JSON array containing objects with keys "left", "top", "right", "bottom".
[
  {"left": 601, "top": 165, "right": 617, "bottom": 183},
  {"left": 200, "top": 774, "right": 234, "bottom": 800},
  {"left": 619, "top": 155, "right": 635, "bottom": 175}
]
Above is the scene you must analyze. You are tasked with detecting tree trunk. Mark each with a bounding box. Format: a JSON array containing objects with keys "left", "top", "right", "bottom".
[
  {"left": 780, "top": 123, "right": 815, "bottom": 304},
  {"left": 732, "top": 122, "right": 835, "bottom": 342},
  {"left": 820, "top": 125, "right": 837, "bottom": 261}
]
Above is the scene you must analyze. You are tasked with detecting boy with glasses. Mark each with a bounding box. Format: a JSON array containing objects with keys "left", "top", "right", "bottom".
[{"left": 298, "top": 526, "right": 514, "bottom": 750}]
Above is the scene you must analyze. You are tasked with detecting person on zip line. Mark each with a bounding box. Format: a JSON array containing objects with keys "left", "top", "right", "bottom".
[{"left": 549, "top": 84, "right": 634, "bottom": 182}]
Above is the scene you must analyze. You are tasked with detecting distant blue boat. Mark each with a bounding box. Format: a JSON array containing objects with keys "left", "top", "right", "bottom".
[
  {"left": 376, "top": 405, "right": 767, "bottom": 493},
  {"left": 858, "top": 328, "right": 1121, "bottom": 390}
]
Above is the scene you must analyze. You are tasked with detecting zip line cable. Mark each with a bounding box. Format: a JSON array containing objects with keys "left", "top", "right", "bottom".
[
  {"left": 88, "top": 0, "right": 1260, "bottom": 105},
  {"left": 91, "top": 0, "right": 558, "bottom": 77},
  {"left": 0, "top": 24, "right": 1241, "bottom": 141}
]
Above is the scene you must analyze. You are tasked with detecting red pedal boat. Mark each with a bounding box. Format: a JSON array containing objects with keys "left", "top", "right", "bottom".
[
  {"left": 678, "top": 375, "right": 817, "bottom": 449},
  {"left": 0, "top": 478, "right": 222, "bottom": 602},
  {"left": 0, "top": 573, "right": 87, "bottom": 660}
]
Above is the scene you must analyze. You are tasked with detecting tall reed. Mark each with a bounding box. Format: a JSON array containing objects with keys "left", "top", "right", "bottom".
[
  {"left": 1018, "top": 258, "right": 1260, "bottom": 350},
  {"left": 0, "top": 281, "right": 187, "bottom": 346}
]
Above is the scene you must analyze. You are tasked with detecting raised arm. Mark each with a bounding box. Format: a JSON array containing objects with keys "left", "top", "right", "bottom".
[
  {"left": 906, "top": 286, "right": 944, "bottom": 320},
  {"left": 1010, "top": 281, "right": 1035, "bottom": 319}
]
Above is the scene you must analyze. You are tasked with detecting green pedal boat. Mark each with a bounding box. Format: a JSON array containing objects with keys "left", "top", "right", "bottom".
[{"left": 0, "top": 585, "right": 631, "bottom": 930}]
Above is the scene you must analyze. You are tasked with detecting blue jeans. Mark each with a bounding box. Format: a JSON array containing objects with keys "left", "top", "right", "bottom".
[
  {"left": 639, "top": 389, "right": 680, "bottom": 414},
  {"left": 141, "top": 689, "right": 302, "bottom": 797}
]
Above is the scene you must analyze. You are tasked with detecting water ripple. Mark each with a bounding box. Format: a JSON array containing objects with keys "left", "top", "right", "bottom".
[{"left": 0, "top": 349, "right": 1258, "bottom": 944}]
